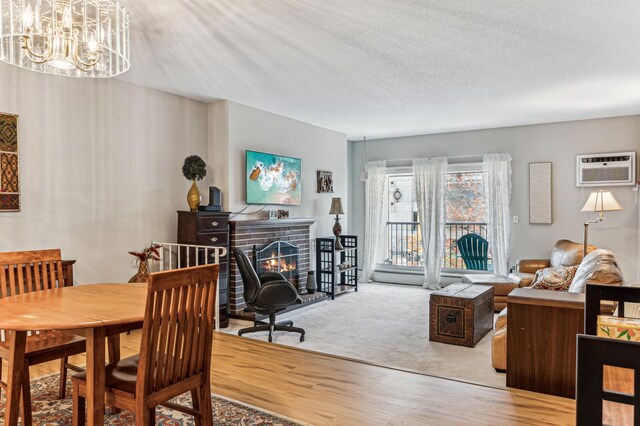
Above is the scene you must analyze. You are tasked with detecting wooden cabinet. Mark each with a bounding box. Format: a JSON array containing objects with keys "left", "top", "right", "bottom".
[
  {"left": 506, "top": 288, "right": 585, "bottom": 398},
  {"left": 177, "top": 211, "right": 230, "bottom": 328}
]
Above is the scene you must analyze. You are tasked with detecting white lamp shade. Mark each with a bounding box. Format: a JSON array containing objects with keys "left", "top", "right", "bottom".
[{"left": 581, "top": 190, "right": 623, "bottom": 213}]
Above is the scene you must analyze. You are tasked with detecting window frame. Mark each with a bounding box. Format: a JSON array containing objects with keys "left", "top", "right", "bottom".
[{"left": 378, "top": 161, "right": 489, "bottom": 273}]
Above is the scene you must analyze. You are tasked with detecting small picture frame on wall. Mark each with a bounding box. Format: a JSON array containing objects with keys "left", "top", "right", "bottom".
[
  {"left": 317, "top": 170, "right": 334, "bottom": 193},
  {"left": 268, "top": 209, "right": 290, "bottom": 220}
]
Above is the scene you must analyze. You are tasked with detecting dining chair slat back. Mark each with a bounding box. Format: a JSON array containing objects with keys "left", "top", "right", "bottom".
[
  {"left": 139, "top": 264, "right": 218, "bottom": 397},
  {"left": 0, "top": 249, "right": 65, "bottom": 298}
]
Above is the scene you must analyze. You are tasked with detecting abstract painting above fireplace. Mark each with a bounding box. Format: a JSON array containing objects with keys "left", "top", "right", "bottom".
[{"left": 246, "top": 150, "right": 301, "bottom": 205}]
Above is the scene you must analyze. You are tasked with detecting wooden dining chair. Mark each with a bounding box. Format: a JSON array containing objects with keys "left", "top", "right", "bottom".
[
  {"left": 0, "top": 249, "right": 87, "bottom": 423},
  {"left": 72, "top": 263, "right": 219, "bottom": 426}
]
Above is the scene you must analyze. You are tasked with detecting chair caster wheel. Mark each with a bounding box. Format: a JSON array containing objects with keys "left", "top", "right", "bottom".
[
  {"left": 300, "top": 335, "right": 305, "bottom": 342},
  {"left": 268, "top": 336, "right": 273, "bottom": 342}
]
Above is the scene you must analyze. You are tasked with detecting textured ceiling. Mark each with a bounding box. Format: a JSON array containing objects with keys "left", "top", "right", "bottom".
[{"left": 118, "top": 0, "right": 640, "bottom": 139}]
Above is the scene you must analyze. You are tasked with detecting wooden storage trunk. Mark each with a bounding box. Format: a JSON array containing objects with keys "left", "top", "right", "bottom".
[{"left": 429, "top": 283, "right": 494, "bottom": 347}]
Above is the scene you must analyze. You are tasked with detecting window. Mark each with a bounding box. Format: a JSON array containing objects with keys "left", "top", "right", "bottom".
[
  {"left": 386, "top": 174, "right": 420, "bottom": 266},
  {"left": 383, "top": 164, "right": 491, "bottom": 270}
]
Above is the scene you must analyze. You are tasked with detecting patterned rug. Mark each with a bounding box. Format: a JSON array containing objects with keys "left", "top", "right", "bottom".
[{"left": 0, "top": 373, "right": 300, "bottom": 425}]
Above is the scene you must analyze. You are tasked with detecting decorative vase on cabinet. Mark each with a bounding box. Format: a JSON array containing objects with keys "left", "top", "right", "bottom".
[
  {"left": 182, "top": 154, "right": 206, "bottom": 212},
  {"left": 187, "top": 180, "right": 201, "bottom": 211}
]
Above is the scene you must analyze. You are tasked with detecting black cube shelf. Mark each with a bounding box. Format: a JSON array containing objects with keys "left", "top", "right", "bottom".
[{"left": 315, "top": 235, "right": 358, "bottom": 300}]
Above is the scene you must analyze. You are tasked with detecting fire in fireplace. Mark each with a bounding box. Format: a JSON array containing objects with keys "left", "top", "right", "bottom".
[{"left": 253, "top": 241, "right": 300, "bottom": 284}]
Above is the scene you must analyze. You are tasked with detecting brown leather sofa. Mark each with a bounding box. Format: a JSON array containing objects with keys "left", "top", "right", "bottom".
[
  {"left": 462, "top": 240, "right": 596, "bottom": 312},
  {"left": 507, "top": 239, "right": 596, "bottom": 288},
  {"left": 491, "top": 240, "right": 623, "bottom": 372}
]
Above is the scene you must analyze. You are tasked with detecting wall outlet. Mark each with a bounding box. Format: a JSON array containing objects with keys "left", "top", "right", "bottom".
[{"left": 513, "top": 215, "right": 519, "bottom": 224}]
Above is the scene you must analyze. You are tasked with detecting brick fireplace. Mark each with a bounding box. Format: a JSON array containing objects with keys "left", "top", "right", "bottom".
[{"left": 229, "top": 219, "right": 317, "bottom": 319}]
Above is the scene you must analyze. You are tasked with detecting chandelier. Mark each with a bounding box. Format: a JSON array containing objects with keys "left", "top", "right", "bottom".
[{"left": 0, "top": 0, "right": 130, "bottom": 78}]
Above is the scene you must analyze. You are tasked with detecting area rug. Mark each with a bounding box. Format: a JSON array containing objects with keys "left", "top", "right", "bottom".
[
  {"left": 0, "top": 373, "right": 300, "bottom": 425},
  {"left": 224, "top": 282, "right": 505, "bottom": 388}
]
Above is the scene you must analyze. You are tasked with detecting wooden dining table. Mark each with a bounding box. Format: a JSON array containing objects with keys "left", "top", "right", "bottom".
[{"left": 0, "top": 283, "right": 148, "bottom": 426}]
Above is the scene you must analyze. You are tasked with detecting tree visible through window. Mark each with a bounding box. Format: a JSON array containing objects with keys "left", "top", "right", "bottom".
[
  {"left": 384, "top": 168, "right": 491, "bottom": 270},
  {"left": 446, "top": 171, "right": 485, "bottom": 223}
]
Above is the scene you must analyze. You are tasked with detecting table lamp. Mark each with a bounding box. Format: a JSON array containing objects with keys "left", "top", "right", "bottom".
[
  {"left": 329, "top": 197, "right": 345, "bottom": 250},
  {"left": 580, "top": 190, "right": 622, "bottom": 255}
]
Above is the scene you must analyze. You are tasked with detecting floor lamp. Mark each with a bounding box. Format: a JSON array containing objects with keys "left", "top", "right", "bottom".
[{"left": 580, "top": 190, "right": 622, "bottom": 255}]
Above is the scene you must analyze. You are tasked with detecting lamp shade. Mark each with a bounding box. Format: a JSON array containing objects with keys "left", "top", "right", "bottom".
[
  {"left": 329, "top": 197, "right": 345, "bottom": 215},
  {"left": 581, "top": 190, "right": 623, "bottom": 213}
]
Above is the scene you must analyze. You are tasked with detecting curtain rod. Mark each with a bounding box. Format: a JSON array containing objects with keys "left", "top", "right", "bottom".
[{"left": 383, "top": 154, "right": 484, "bottom": 164}]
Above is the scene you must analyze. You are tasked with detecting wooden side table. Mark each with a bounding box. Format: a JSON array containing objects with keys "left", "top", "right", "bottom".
[
  {"left": 506, "top": 288, "right": 584, "bottom": 398},
  {"left": 429, "top": 283, "right": 493, "bottom": 347}
]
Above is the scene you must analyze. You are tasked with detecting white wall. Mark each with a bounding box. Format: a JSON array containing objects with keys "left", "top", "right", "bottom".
[
  {"left": 349, "top": 116, "right": 640, "bottom": 281},
  {"left": 207, "top": 101, "right": 348, "bottom": 244},
  {"left": 0, "top": 63, "right": 208, "bottom": 284},
  {"left": 207, "top": 101, "right": 229, "bottom": 208}
]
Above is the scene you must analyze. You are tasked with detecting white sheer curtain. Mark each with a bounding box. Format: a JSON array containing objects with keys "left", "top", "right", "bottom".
[
  {"left": 361, "top": 161, "right": 387, "bottom": 282},
  {"left": 413, "top": 158, "right": 448, "bottom": 290},
  {"left": 483, "top": 153, "right": 512, "bottom": 275}
]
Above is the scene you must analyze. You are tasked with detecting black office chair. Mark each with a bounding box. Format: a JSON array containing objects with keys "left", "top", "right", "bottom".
[{"left": 233, "top": 248, "right": 305, "bottom": 342}]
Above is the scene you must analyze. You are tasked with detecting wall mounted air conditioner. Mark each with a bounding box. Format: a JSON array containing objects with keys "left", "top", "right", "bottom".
[{"left": 576, "top": 151, "right": 636, "bottom": 187}]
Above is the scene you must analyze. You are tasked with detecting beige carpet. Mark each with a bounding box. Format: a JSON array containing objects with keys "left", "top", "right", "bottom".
[{"left": 223, "top": 282, "right": 505, "bottom": 388}]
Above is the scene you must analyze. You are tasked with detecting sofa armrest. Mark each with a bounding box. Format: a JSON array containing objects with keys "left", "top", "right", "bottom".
[
  {"left": 495, "top": 307, "right": 508, "bottom": 330},
  {"left": 508, "top": 272, "right": 535, "bottom": 288},
  {"left": 514, "top": 259, "right": 551, "bottom": 274}
]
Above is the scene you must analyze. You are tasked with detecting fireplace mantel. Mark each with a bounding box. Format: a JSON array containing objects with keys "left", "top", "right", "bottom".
[{"left": 231, "top": 218, "right": 317, "bottom": 229}]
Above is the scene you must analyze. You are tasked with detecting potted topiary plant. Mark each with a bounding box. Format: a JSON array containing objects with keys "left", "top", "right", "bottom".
[{"left": 182, "top": 155, "right": 207, "bottom": 211}]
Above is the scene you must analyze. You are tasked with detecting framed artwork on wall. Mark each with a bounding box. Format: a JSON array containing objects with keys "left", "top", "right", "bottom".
[
  {"left": 0, "top": 112, "right": 19, "bottom": 212},
  {"left": 317, "top": 170, "right": 334, "bottom": 193},
  {"left": 529, "top": 162, "right": 552, "bottom": 224}
]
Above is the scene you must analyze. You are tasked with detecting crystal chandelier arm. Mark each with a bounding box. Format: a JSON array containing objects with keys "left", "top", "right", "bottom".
[
  {"left": 20, "top": 35, "right": 54, "bottom": 63},
  {"left": 72, "top": 43, "right": 101, "bottom": 71}
]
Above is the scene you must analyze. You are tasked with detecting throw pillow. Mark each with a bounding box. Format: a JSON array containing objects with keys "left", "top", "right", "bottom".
[
  {"left": 568, "top": 249, "right": 624, "bottom": 293},
  {"left": 530, "top": 266, "right": 578, "bottom": 291}
]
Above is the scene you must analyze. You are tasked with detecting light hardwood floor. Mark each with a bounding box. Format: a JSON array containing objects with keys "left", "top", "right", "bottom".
[{"left": 6, "top": 331, "right": 583, "bottom": 425}]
